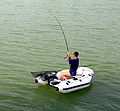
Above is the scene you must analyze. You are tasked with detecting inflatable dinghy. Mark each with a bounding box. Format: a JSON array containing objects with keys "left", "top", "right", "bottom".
[{"left": 31, "top": 67, "right": 94, "bottom": 93}]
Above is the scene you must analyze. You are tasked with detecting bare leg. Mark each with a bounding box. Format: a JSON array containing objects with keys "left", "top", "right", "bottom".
[{"left": 60, "top": 70, "right": 71, "bottom": 80}]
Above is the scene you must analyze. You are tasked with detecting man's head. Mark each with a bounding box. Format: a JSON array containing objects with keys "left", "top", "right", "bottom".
[{"left": 74, "top": 52, "right": 79, "bottom": 57}]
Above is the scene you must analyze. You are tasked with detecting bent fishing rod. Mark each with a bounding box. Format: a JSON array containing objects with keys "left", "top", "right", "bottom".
[{"left": 47, "top": 9, "right": 69, "bottom": 52}]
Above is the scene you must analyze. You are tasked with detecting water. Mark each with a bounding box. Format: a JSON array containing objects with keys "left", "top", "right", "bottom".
[{"left": 0, "top": 0, "right": 120, "bottom": 111}]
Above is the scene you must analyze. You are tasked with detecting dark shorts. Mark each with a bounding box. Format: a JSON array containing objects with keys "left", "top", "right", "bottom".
[{"left": 70, "top": 71, "right": 76, "bottom": 76}]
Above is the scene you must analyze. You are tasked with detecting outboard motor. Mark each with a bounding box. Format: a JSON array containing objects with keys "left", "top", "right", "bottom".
[{"left": 35, "top": 79, "right": 38, "bottom": 83}]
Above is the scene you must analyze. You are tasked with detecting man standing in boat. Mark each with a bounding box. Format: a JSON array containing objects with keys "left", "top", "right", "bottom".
[{"left": 61, "top": 52, "right": 79, "bottom": 80}]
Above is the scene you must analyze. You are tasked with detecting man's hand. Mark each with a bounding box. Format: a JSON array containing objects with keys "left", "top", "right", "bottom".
[
  {"left": 67, "top": 52, "right": 70, "bottom": 57},
  {"left": 66, "top": 52, "right": 71, "bottom": 61}
]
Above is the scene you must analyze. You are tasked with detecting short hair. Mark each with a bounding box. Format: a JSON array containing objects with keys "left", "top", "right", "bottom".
[{"left": 74, "top": 52, "right": 79, "bottom": 57}]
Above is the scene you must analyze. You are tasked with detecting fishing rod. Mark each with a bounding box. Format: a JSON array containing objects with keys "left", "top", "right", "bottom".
[{"left": 47, "top": 9, "right": 69, "bottom": 52}]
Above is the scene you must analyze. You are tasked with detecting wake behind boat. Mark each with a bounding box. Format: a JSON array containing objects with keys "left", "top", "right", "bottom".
[{"left": 31, "top": 67, "right": 94, "bottom": 93}]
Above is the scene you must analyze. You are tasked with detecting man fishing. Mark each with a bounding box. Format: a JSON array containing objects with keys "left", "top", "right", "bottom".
[
  {"left": 61, "top": 51, "right": 79, "bottom": 80},
  {"left": 47, "top": 10, "right": 79, "bottom": 80}
]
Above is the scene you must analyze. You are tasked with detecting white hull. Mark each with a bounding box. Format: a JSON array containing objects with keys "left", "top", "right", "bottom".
[{"left": 35, "top": 67, "right": 94, "bottom": 93}]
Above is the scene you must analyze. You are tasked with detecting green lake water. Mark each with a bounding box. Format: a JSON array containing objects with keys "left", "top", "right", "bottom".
[{"left": 0, "top": 0, "right": 120, "bottom": 111}]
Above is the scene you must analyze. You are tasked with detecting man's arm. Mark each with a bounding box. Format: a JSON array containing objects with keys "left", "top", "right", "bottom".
[{"left": 66, "top": 52, "right": 71, "bottom": 61}]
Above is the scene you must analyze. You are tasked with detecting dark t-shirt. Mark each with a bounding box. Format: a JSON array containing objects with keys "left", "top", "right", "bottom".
[{"left": 69, "top": 58, "right": 79, "bottom": 76}]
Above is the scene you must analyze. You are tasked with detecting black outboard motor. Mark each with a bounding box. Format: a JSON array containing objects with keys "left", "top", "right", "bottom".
[
  {"left": 35, "top": 79, "right": 38, "bottom": 83},
  {"left": 32, "top": 70, "right": 61, "bottom": 84}
]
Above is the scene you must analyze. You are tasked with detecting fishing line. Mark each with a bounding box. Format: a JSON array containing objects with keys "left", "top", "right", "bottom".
[{"left": 47, "top": 9, "right": 69, "bottom": 52}]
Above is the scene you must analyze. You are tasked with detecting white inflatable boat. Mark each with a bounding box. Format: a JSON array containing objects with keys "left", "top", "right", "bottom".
[{"left": 31, "top": 67, "right": 94, "bottom": 93}]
